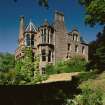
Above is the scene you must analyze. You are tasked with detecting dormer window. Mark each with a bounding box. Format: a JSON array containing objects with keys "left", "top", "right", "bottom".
[{"left": 73, "top": 34, "right": 78, "bottom": 41}]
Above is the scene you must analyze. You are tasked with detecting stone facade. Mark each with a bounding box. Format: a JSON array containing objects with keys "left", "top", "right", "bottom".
[{"left": 15, "top": 11, "right": 88, "bottom": 74}]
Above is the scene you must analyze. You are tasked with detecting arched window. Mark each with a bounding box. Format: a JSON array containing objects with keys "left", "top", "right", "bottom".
[
  {"left": 68, "top": 43, "right": 71, "bottom": 51},
  {"left": 25, "top": 34, "right": 30, "bottom": 46},
  {"left": 31, "top": 34, "right": 34, "bottom": 47},
  {"left": 42, "top": 49, "right": 46, "bottom": 61},
  {"left": 73, "top": 34, "right": 78, "bottom": 41}
]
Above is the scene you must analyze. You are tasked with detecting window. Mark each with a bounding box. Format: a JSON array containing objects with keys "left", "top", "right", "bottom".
[
  {"left": 82, "top": 46, "right": 85, "bottom": 55},
  {"left": 66, "top": 53, "right": 68, "bottom": 58},
  {"left": 73, "top": 34, "right": 78, "bottom": 41},
  {"left": 25, "top": 34, "right": 30, "bottom": 46},
  {"left": 48, "top": 50, "right": 51, "bottom": 62},
  {"left": 42, "top": 49, "right": 46, "bottom": 61},
  {"left": 31, "top": 34, "right": 34, "bottom": 47},
  {"left": 68, "top": 43, "right": 71, "bottom": 51},
  {"left": 42, "top": 67, "right": 46, "bottom": 74},
  {"left": 42, "top": 29, "right": 46, "bottom": 43},
  {"left": 73, "top": 35, "right": 74, "bottom": 40},
  {"left": 75, "top": 45, "right": 78, "bottom": 53},
  {"left": 50, "top": 34, "right": 53, "bottom": 43},
  {"left": 47, "top": 30, "right": 49, "bottom": 43},
  {"left": 44, "top": 29, "right": 46, "bottom": 43}
]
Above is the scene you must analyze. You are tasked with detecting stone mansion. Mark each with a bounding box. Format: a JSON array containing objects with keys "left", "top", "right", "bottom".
[{"left": 15, "top": 11, "right": 88, "bottom": 74}]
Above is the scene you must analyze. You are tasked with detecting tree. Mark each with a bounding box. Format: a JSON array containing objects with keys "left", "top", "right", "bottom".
[
  {"left": 0, "top": 70, "right": 16, "bottom": 85},
  {"left": 79, "top": 0, "right": 105, "bottom": 26},
  {"left": 94, "top": 27, "right": 105, "bottom": 71},
  {"left": 0, "top": 53, "right": 15, "bottom": 71},
  {"left": 88, "top": 27, "right": 105, "bottom": 71},
  {"left": 15, "top": 48, "right": 47, "bottom": 85}
]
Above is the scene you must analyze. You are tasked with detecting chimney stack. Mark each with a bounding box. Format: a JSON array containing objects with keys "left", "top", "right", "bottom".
[
  {"left": 54, "top": 11, "right": 64, "bottom": 22},
  {"left": 19, "top": 16, "right": 25, "bottom": 41}
]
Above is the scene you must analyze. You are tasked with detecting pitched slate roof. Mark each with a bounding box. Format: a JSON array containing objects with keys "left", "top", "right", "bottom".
[{"left": 25, "top": 20, "right": 37, "bottom": 32}]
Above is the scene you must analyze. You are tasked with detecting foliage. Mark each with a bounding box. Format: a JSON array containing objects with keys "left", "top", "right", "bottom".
[
  {"left": 78, "top": 71, "right": 97, "bottom": 82},
  {"left": 0, "top": 70, "right": 16, "bottom": 85},
  {"left": 0, "top": 48, "right": 48, "bottom": 85},
  {"left": 79, "top": 0, "right": 105, "bottom": 26},
  {"left": 46, "top": 56, "right": 87, "bottom": 75},
  {"left": 15, "top": 48, "right": 48, "bottom": 85},
  {"left": 15, "top": 48, "right": 34, "bottom": 84},
  {"left": 88, "top": 27, "right": 105, "bottom": 72},
  {"left": 66, "top": 86, "right": 103, "bottom": 105},
  {"left": 0, "top": 53, "right": 15, "bottom": 71}
]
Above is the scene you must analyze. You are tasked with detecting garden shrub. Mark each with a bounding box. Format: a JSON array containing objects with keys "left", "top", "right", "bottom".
[
  {"left": 46, "top": 56, "right": 87, "bottom": 75},
  {"left": 66, "top": 86, "right": 103, "bottom": 105}
]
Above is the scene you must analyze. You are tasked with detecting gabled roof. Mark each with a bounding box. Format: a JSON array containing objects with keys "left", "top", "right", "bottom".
[{"left": 25, "top": 20, "right": 37, "bottom": 32}]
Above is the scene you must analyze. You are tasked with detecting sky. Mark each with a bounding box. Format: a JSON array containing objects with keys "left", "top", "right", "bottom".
[{"left": 0, "top": 0, "right": 103, "bottom": 53}]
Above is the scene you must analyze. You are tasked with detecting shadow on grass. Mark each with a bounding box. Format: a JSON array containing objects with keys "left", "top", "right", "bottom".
[{"left": 0, "top": 76, "right": 81, "bottom": 105}]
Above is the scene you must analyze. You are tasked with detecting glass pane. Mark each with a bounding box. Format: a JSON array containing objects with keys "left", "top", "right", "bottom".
[{"left": 26, "top": 34, "right": 30, "bottom": 46}]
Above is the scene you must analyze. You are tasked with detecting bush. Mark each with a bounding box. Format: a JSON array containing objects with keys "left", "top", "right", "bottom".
[
  {"left": 0, "top": 70, "right": 16, "bottom": 85},
  {"left": 0, "top": 53, "right": 15, "bottom": 71},
  {"left": 66, "top": 86, "right": 103, "bottom": 105},
  {"left": 78, "top": 71, "right": 97, "bottom": 82},
  {"left": 46, "top": 56, "right": 87, "bottom": 75}
]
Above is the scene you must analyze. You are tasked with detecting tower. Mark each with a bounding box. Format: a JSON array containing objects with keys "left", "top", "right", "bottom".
[
  {"left": 53, "top": 11, "right": 67, "bottom": 62},
  {"left": 15, "top": 18, "right": 37, "bottom": 60},
  {"left": 38, "top": 19, "right": 54, "bottom": 74}
]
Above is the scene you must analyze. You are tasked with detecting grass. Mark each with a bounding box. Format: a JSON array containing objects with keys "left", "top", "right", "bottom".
[
  {"left": 79, "top": 71, "right": 105, "bottom": 91},
  {"left": 78, "top": 71, "right": 105, "bottom": 105}
]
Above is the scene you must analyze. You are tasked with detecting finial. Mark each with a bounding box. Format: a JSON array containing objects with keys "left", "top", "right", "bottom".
[
  {"left": 43, "top": 19, "right": 49, "bottom": 26},
  {"left": 72, "top": 26, "right": 78, "bottom": 31}
]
